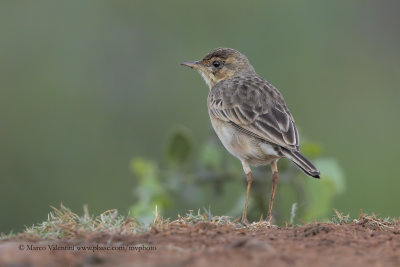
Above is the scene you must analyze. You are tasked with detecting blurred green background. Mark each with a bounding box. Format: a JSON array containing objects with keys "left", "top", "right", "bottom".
[{"left": 1, "top": 1, "right": 399, "bottom": 232}]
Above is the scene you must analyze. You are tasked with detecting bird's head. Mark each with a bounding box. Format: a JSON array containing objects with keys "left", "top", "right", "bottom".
[{"left": 181, "top": 47, "right": 255, "bottom": 89}]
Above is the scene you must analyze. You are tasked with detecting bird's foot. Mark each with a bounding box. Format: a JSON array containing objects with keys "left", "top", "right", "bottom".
[
  {"left": 264, "top": 216, "right": 273, "bottom": 227},
  {"left": 241, "top": 217, "right": 250, "bottom": 226}
]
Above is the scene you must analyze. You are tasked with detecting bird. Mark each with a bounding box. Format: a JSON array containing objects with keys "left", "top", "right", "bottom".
[{"left": 181, "top": 47, "right": 320, "bottom": 225}]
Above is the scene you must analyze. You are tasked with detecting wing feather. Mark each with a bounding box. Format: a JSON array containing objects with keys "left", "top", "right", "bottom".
[{"left": 208, "top": 76, "right": 299, "bottom": 150}]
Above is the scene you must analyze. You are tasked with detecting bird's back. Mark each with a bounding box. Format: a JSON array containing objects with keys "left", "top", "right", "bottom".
[{"left": 208, "top": 74, "right": 300, "bottom": 151}]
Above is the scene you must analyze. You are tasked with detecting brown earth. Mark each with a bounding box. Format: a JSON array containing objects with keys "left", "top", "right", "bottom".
[{"left": 1, "top": 221, "right": 400, "bottom": 267}]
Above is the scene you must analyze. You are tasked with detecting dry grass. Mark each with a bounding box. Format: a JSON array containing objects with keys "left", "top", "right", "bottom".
[
  {"left": 2, "top": 205, "right": 399, "bottom": 240},
  {"left": 333, "top": 208, "right": 399, "bottom": 231},
  {"left": 4, "top": 204, "right": 145, "bottom": 240}
]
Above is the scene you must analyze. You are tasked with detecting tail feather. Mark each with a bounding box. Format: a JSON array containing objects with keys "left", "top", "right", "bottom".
[{"left": 282, "top": 149, "right": 320, "bottom": 178}]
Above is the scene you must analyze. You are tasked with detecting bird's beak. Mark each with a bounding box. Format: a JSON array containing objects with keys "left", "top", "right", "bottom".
[{"left": 180, "top": 61, "right": 200, "bottom": 69}]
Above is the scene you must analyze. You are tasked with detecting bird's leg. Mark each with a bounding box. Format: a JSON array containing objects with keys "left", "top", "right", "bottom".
[
  {"left": 242, "top": 171, "right": 253, "bottom": 225},
  {"left": 241, "top": 161, "right": 253, "bottom": 225},
  {"left": 266, "top": 160, "right": 278, "bottom": 224}
]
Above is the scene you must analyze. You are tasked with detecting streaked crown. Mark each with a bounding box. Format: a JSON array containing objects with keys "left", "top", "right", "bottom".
[{"left": 181, "top": 48, "right": 256, "bottom": 89}]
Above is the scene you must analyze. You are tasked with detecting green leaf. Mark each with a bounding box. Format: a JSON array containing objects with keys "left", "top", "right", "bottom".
[
  {"left": 165, "top": 127, "right": 193, "bottom": 166},
  {"left": 129, "top": 157, "right": 172, "bottom": 223},
  {"left": 301, "top": 158, "right": 346, "bottom": 221},
  {"left": 314, "top": 158, "right": 346, "bottom": 194},
  {"left": 130, "top": 157, "right": 157, "bottom": 179}
]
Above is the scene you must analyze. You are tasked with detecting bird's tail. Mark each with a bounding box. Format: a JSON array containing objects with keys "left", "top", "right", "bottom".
[{"left": 282, "top": 149, "right": 320, "bottom": 178}]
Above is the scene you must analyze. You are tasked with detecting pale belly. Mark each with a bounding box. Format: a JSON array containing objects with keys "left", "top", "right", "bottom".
[{"left": 209, "top": 116, "right": 281, "bottom": 166}]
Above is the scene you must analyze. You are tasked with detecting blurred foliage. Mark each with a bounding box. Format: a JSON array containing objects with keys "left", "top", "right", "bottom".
[
  {"left": 129, "top": 158, "right": 172, "bottom": 224},
  {"left": 298, "top": 158, "right": 345, "bottom": 221},
  {"left": 165, "top": 127, "right": 193, "bottom": 167},
  {"left": 130, "top": 127, "right": 345, "bottom": 225},
  {"left": 1, "top": 1, "right": 399, "bottom": 233}
]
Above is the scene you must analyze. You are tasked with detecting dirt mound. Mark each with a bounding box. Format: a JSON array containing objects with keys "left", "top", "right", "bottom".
[{"left": 1, "top": 221, "right": 400, "bottom": 267}]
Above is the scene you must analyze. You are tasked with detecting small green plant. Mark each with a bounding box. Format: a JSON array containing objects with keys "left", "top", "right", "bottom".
[{"left": 130, "top": 126, "right": 346, "bottom": 225}]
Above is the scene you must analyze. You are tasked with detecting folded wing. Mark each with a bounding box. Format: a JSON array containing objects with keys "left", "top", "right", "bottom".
[{"left": 208, "top": 76, "right": 299, "bottom": 150}]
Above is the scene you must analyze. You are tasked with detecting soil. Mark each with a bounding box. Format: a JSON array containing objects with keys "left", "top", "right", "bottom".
[{"left": 1, "top": 222, "right": 400, "bottom": 267}]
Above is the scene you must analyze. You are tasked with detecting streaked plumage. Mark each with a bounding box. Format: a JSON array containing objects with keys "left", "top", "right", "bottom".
[{"left": 181, "top": 47, "right": 320, "bottom": 224}]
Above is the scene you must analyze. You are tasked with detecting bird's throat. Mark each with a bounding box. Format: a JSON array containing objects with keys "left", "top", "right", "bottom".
[{"left": 198, "top": 70, "right": 216, "bottom": 89}]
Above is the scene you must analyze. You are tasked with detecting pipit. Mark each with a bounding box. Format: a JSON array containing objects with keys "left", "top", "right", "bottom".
[{"left": 181, "top": 48, "right": 320, "bottom": 225}]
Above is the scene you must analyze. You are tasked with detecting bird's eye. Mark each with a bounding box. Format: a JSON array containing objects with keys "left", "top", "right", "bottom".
[{"left": 212, "top": 61, "right": 221, "bottom": 68}]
